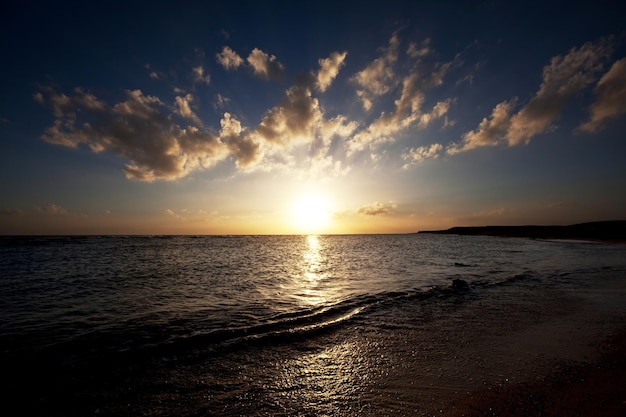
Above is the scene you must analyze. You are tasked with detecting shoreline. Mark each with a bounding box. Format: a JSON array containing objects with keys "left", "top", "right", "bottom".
[
  {"left": 418, "top": 220, "right": 626, "bottom": 244},
  {"left": 351, "top": 266, "right": 626, "bottom": 416}
]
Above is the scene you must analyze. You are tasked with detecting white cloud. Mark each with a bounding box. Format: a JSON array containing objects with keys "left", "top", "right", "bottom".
[
  {"left": 37, "top": 86, "right": 229, "bottom": 181},
  {"left": 216, "top": 46, "right": 244, "bottom": 70},
  {"left": 219, "top": 112, "right": 261, "bottom": 168},
  {"left": 316, "top": 51, "right": 348, "bottom": 92},
  {"left": 449, "top": 99, "right": 517, "bottom": 154},
  {"left": 247, "top": 48, "right": 285, "bottom": 81},
  {"left": 215, "top": 93, "right": 231, "bottom": 109},
  {"left": 419, "top": 99, "right": 455, "bottom": 127},
  {"left": 453, "top": 38, "right": 614, "bottom": 153},
  {"left": 38, "top": 203, "right": 68, "bottom": 215},
  {"left": 37, "top": 63, "right": 353, "bottom": 181},
  {"left": 218, "top": 46, "right": 286, "bottom": 81},
  {"left": 145, "top": 64, "right": 163, "bottom": 80},
  {"left": 175, "top": 94, "right": 203, "bottom": 126},
  {"left": 352, "top": 34, "right": 400, "bottom": 110},
  {"left": 407, "top": 38, "right": 432, "bottom": 58},
  {"left": 347, "top": 33, "right": 456, "bottom": 155},
  {"left": 39, "top": 36, "right": 459, "bottom": 182},
  {"left": 192, "top": 66, "right": 210, "bottom": 85},
  {"left": 578, "top": 57, "right": 626, "bottom": 133},
  {"left": 255, "top": 85, "right": 321, "bottom": 145},
  {"left": 349, "top": 75, "right": 453, "bottom": 154},
  {"left": 165, "top": 208, "right": 186, "bottom": 221},
  {"left": 402, "top": 143, "right": 443, "bottom": 167},
  {"left": 319, "top": 115, "right": 358, "bottom": 145},
  {"left": 357, "top": 201, "right": 397, "bottom": 216}
]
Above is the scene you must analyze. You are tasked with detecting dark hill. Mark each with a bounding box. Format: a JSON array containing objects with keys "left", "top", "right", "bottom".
[{"left": 418, "top": 221, "right": 626, "bottom": 242}]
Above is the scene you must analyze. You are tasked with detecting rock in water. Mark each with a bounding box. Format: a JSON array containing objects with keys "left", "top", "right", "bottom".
[{"left": 451, "top": 279, "right": 468, "bottom": 290}]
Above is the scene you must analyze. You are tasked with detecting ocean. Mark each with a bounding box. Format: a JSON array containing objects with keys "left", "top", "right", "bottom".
[{"left": 1, "top": 234, "right": 625, "bottom": 416}]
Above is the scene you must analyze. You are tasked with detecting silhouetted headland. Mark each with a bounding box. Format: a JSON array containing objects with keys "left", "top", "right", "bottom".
[{"left": 419, "top": 220, "right": 626, "bottom": 243}]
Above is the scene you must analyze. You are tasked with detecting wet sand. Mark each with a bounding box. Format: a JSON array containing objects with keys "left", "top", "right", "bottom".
[
  {"left": 11, "top": 267, "right": 624, "bottom": 416},
  {"left": 448, "top": 327, "right": 626, "bottom": 417},
  {"left": 348, "top": 270, "right": 626, "bottom": 416}
]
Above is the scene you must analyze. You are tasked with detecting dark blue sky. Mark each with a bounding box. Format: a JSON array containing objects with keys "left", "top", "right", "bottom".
[{"left": 1, "top": 0, "right": 625, "bottom": 234}]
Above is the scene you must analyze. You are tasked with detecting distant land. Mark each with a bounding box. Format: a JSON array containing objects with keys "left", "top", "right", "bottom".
[{"left": 418, "top": 220, "right": 626, "bottom": 242}]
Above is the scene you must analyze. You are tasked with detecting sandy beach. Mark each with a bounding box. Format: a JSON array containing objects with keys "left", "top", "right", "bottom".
[
  {"left": 448, "top": 327, "right": 626, "bottom": 416},
  {"left": 342, "top": 266, "right": 626, "bottom": 416},
  {"left": 3, "top": 236, "right": 625, "bottom": 416},
  {"left": 428, "top": 274, "right": 626, "bottom": 417}
]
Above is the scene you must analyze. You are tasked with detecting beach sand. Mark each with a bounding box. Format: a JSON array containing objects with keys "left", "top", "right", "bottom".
[
  {"left": 448, "top": 327, "right": 626, "bottom": 417},
  {"left": 347, "top": 270, "right": 626, "bottom": 417},
  {"left": 8, "top": 266, "right": 624, "bottom": 417},
  {"left": 432, "top": 277, "right": 626, "bottom": 417}
]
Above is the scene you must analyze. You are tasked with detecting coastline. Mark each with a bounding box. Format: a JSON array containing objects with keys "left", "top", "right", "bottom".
[
  {"left": 3, "top": 235, "right": 625, "bottom": 416},
  {"left": 350, "top": 265, "right": 626, "bottom": 416},
  {"left": 437, "top": 270, "right": 626, "bottom": 417},
  {"left": 418, "top": 220, "right": 626, "bottom": 244}
]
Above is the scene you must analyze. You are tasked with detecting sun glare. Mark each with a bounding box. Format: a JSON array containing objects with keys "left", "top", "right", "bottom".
[{"left": 289, "top": 193, "right": 333, "bottom": 233}]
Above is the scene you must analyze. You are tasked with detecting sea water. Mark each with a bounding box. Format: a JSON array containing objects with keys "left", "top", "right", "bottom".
[{"left": 1, "top": 234, "right": 625, "bottom": 416}]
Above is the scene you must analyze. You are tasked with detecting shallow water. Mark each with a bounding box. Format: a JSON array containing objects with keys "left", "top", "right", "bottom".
[{"left": 1, "top": 234, "right": 625, "bottom": 416}]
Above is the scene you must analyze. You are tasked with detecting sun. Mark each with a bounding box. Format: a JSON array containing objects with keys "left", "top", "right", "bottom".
[{"left": 289, "top": 193, "right": 333, "bottom": 233}]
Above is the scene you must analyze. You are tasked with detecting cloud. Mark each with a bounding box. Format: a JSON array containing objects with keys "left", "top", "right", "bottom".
[
  {"left": 255, "top": 85, "right": 322, "bottom": 145},
  {"left": 448, "top": 99, "right": 517, "bottom": 154},
  {"left": 453, "top": 38, "right": 614, "bottom": 153},
  {"left": 215, "top": 93, "right": 231, "bottom": 109},
  {"left": 418, "top": 98, "right": 455, "bottom": 127},
  {"left": 38, "top": 203, "right": 68, "bottom": 215},
  {"left": 352, "top": 34, "right": 400, "bottom": 110},
  {"left": 316, "top": 51, "right": 348, "bottom": 92},
  {"left": 318, "top": 115, "right": 358, "bottom": 148},
  {"left": 0, "top": 208, "right": 24, "bottom": 215},
  {"left": 216, "top": 46, "right": 244, "bottom": 70},
  {"left": 33, "top": 92, "right": 44, "bottom": 104},
  {"left": 247, "top": 48, "right": 285, "bottom": 81},
  {"left": 578, "top": 57, "right": 626, "bottom": 133},
  {"left": 220, "top": 112, "right": 261, "bottom": 168},
  {"left": 145, "top": 64, "right": 163, "bottom": 80},
  {"left": 402, "top": 143, "right": 443, "bottom": 167},
  {"left": 39, "top": 38, "right": 448, "bottom": 182},
  {"left": 217, "top": 46, "right": 286, "bottom": 81},
  {"left": 357, "top": 201, "right": 397, "bottom": 216},
  {"left": 165, "top": 208, "right": 186, "bottom": 220},
  {"left": 407, "top": 38, "right": 432, "bottom": 58},
  {"left": 349, "top": 78, "right": 453, "bottom": 154},
  {"left": 192, "top": 66, "right": 210, "bottom": 85},
  {"left": 175, "top": 94, "right": 203, "bottom": 126},
  {"left": 37, "top": 86, "right": 229, "bottom": 181},
  {"left": 347, "top": 33, "right": 455, "bottom": 155},
  {"left": 37, "top": 56, "right": 350, "bottom": 182}
]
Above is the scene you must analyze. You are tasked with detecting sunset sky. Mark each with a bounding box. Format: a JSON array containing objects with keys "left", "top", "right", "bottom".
[{"left": 1, "top": 1, "right": 625, "bottom": 235}]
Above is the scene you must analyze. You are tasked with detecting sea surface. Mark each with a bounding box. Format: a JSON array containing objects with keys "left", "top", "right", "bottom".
[{"left": 1, "top": 234, "right": 625, "bottom": 416}]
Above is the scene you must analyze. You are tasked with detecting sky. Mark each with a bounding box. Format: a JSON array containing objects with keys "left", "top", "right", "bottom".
[{"left": 1, "top": 0, "right": 625, "bottom": 235}]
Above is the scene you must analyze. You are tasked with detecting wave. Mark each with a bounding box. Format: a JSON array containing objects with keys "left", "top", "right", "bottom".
[
  {"left": 105, "top": 282, "right": 487, "bottom": 366},
  {"left": 9, "top": 263, "right": 623, "bottom": 377}
]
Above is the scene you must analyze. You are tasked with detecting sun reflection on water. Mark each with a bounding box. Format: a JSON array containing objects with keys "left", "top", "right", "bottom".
[
  {"left": 294, "top": 235, "right": 331, "bottom": 306},
  {"left": 272, "top": 340, "right": 372, "bottom": 413}
]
